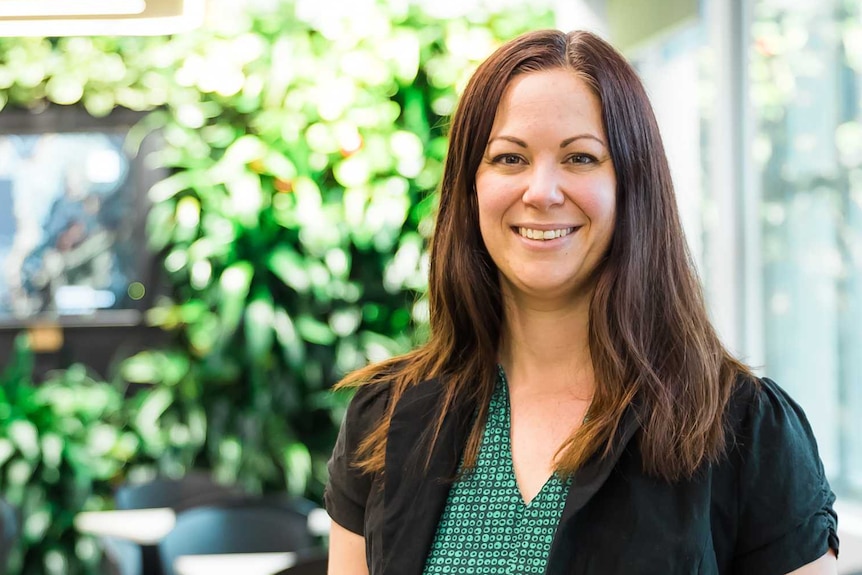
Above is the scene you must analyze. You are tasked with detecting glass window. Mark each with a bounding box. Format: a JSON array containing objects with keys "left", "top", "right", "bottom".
[{"left": 752, "top": 0, "right": 862, "bottom": 491}]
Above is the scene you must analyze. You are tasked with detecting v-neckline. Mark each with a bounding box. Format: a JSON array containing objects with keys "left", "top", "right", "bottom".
[
  {"left": 380, "top": 374, "right": 642, "bottom": 575},
  {"left": 495, "top": 365, "right": 565, "bottom": 507}
]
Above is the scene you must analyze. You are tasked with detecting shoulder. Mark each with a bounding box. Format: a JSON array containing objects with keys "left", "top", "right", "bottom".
[
  {"left": 340, "top": 380, "right": 393, "bottom": 442},
  {"left": 345, "top": 379, "right": 393, "bottom": 414},
  {"left": 338, "top": 363, "right": 450, "bottom": 448},
  {"left": 336, "top": 357, "right": 419, "bottom": 431},
  {"left": 724, "top": 375, "right": 822, "bottom": 459},
  {"left": 723, "top": 375, "right": 828, "bottom": 493}
]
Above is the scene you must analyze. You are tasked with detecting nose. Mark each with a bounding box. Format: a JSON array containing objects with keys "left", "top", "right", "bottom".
[{"left": 521, "top": 164, "right": 564, "bottom": 209}]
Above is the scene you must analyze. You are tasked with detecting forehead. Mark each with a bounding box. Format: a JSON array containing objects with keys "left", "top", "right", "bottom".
[{"left": 490, "top": 69, "right": 604, "bottom": 136}]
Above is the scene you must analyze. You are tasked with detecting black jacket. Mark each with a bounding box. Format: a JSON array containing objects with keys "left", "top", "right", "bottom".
[{"left": 325, "top": 376, "right": 839, "bottom": 574}]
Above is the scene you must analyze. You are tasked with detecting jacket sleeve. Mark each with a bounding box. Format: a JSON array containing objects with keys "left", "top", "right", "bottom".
[
  {"left": 731, "top": 377, "right": 839, "bottom": 574},
  {"left": 324, "top": 382, "right": 390, "bottom": 536}
]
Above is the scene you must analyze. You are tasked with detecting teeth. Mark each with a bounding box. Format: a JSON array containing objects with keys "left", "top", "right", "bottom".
[{"left": 518, "top": 227, "right": 575, "bottom": 241}]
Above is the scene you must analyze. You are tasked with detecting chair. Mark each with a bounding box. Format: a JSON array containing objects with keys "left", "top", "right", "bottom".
[
  {"left": 158, "top": 502, "right": 318, "bottom": 575},
  {"left": 100, "top": 537, "right": 143, "bottom": 575},
  {"left": 103, "top": 473, "right": 243, "bottom": 575},
  {"left": 0, "top": 498, "right": 19, "bottom": 574},
  {"left": 115, "top": 472, "right": 243, "bottom": 512}
]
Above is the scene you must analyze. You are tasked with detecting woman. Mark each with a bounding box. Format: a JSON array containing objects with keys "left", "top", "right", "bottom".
[{"left": 325, "top": 29, "right": 839, "bottom": 574}]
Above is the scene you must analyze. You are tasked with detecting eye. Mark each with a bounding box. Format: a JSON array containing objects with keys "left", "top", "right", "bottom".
[
  {"left": 492, "top": 153, "right": 525, "bottom": 165},
  {"left": 566, "top": 153, "right": 598, "bottom": 165}
]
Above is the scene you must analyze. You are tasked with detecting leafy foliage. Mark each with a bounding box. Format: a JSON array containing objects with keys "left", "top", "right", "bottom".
[
  {"left": 0, "top": 338, "right": 133, "bottom": 575},
  {"left": 118, "top": 1, "right": 552, "bottom": 499},
  {"left": 0, "top": 1, "right": 553, "bottom": 573}
]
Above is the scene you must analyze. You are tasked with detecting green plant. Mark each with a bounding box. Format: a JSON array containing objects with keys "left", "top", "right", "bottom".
[
  {"left": 120, "top": 1, "right": 554, "bottom": 499},
  {"left": 0, "top": 2, "right": 555, "bottom": 573},
  {"left": 0, "top": 337, "right": 136, "bottom": 575},
  {"left": 0, "top": 0, "right": 554, "bottom": 540}
]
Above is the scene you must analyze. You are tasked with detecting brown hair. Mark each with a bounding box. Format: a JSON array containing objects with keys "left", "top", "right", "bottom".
[{"left": 338, "top": 29, "right": 752, "bottom": 482}]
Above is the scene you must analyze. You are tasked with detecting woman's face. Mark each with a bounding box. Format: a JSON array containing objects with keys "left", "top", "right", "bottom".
[{"left": 475, "top": 69, "right": 617, "bottom": 306}]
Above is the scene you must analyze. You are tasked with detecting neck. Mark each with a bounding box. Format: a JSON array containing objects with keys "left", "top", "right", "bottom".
[{"left": 497, "top": 286, "right": 595, "bottom": 400}]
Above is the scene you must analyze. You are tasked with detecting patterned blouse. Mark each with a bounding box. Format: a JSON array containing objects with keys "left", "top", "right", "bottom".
[{"left": 423, "top": 366, "right": 571, "bottom": 574}]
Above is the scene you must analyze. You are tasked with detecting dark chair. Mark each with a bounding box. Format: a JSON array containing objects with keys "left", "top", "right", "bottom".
[
  {"left": 158, "top": 502, "right": 318, "bottom": 575},
  {"left": 273, "top": 548, "right": 328, "bottom": 575},
  {"left": 103, "top": 473, "right": 243, "bottom": 575},
  {"left": 0, "top": 498, "right": 19, "bottom": 575},
  {"left": 115, "top": 472, "right": 243, "bottom": 512}
]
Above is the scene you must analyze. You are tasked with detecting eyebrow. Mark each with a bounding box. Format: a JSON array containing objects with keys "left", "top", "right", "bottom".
[{"left": 489, "top": 134, "right": 607, "bottom": 148}]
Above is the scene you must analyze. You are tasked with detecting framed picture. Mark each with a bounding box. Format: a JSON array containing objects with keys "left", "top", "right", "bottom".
[{"left": 0, "top": 106, "right": 165, "bottom": 327}]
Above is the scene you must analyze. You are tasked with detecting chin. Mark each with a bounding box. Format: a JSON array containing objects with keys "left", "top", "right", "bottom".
[
  {"left": 505, "top": 278, "right": 577, "bottom": 301},
  {"left": 502, "top": 267, "right": 598, "bottom": 302}
]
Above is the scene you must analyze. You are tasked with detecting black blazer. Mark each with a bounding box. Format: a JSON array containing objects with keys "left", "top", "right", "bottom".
[{"left": 325, "top": 376, "right": 838, "bottom": 575}]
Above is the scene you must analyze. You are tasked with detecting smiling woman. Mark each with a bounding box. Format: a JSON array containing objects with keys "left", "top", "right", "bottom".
[
  {"left": 325, "top": 29, "right": 839, "bottom": 575},
  {"left": 476, "top": 69, "right": 616, "bottom": 309}
]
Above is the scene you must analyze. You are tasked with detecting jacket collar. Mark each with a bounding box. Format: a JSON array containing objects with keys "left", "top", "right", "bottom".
[
  {"left": 380, "top": 376, "right": 640, "bottom": 575},
  {"left": 381, "top": 377, "right": 472, "bottom": 575},
  {"left": 544, "top": 403, "right": 641, "bottom": 574}
]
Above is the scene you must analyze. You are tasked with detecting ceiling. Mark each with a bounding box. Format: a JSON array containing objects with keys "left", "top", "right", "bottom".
[{"left": 0, "top": 0, "right": 206, "bottom": 36}]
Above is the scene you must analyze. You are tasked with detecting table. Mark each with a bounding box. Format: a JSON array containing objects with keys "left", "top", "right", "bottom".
[
  {"left": 74, "top": 505, "right": 331, "bottom": 575},
  {"left": 74, "top": 507, "right": 331, "bottom": 541},
  {"left": 174, "top": 552, "right": 296, "bottom": 575},
  {"left": 306, "top": 508, "right": 331, "bottom": 537},
  {"left": 74, "top": 507, "right": 176, "bottom": 545}
]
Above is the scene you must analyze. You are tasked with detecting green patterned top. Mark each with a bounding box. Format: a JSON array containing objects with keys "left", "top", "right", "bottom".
[{"left": 423, "top": 366, "right": 571, "bottom": 574}]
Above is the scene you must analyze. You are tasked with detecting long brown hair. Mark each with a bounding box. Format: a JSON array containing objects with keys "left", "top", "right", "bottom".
[{"left": 338, "top": 29, "right": 752, "bottom": 482}]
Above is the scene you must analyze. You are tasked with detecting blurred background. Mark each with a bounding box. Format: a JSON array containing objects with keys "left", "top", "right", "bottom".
[{"left": 0, "top": 0, "right": 858, "bottom": 573}]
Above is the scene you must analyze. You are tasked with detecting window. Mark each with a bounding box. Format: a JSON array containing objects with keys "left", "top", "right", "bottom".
[{"left": 752, "top": 0, "right": 862, "bottom": 492}]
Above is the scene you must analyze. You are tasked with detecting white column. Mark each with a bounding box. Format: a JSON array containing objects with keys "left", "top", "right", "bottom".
[{"left": 704, "top": 0, "right": 762, "bottom": 367}]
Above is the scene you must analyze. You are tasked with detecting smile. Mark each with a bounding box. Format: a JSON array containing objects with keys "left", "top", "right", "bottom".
[{"left": 516, "top": 226, "right": 577, "bottom": 241}]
